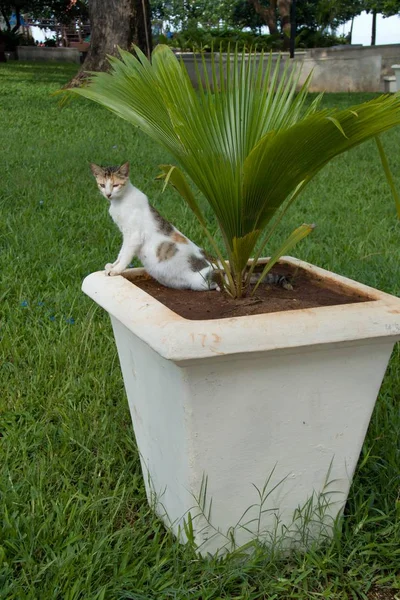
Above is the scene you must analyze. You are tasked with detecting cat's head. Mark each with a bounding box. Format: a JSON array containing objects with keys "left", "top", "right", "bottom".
[{"left": 90, "top": 162, "right": 130, "bottom": 200}]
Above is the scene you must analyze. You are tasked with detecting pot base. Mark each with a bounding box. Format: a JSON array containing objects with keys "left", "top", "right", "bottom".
[{"left": 111, "top": 314, "right": 394, "bottom": 555}]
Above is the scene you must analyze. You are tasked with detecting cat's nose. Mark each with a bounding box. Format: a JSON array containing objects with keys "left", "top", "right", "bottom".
[{"left": 106, "top": 193, "right": 111, "bottom": 198}]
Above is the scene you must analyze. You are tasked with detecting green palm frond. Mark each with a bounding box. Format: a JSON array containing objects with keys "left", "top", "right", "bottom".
[
  {"left": 243, "top": 95, "right": 400, "bottom": 234},
  {"left": 375, "top": 136, "right": 400, "bottom": 219},
  {"left": 69, "top": 45, "right": 400, "bottom": 297}
]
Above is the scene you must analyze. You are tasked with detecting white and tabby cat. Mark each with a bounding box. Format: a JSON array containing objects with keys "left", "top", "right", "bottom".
[
  {"left": 91, "top": 162, "right": 218, "bottom": 290},
  {"left": 90, "top": 162, "right": 292, "bottom": 292}
]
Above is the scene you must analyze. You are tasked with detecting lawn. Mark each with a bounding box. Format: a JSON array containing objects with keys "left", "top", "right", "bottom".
[{"left": 1, "top": 61, "right": 400, "bottom": 599}]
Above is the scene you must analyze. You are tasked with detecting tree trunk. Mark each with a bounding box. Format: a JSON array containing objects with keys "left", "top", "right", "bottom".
[
  {"left": 278, "top": 0, "right": 291, "bottom": 49},
  {"left": 0, "top": 30, "right": 6, "bottom": 62},
  {"left": 66, "top": 0, "right": 152, "bottom": 88},
  {"left": 349, "top": 16, "right": 354, "bottom": 44},
  {"left": 0, "top": 7, "right": 11, "bottom": 31},
  {"left": 131, "top": 0, "right": 152, "bottom": 59},
  {"left": 248, "top": 0, "right": 278, "bottom": 35},
  {"left": 371, "top": 9, "right": 377, "bottom": 46},
  {"left": 289, "top": 0, "right": 296, "bottom": 58},
  {"left": 11, "top": 6, "right": 21, "bottom": 33}
]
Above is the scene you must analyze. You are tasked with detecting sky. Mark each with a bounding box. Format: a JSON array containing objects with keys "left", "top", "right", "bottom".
[
  {"left": 30, "top": 11, "right": 400, "bottom": 46},
  {"left": 341, "top": 11, "right": 400, "bottom": 45}
]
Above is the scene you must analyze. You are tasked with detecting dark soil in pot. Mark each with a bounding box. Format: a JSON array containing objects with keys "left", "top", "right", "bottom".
[{"left": 125, "top": 261, "right": 372, "bottom": 321}]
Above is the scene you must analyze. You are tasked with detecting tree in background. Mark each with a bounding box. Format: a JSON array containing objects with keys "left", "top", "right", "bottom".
[
  {"left": 0, "top": 29, "right": 6, "bottom": 60},
  {"left": 0, "top": 0, "right": 152, "bottom": 84},
  {"left": 0, "top": 0, "right": 89, "bottom": 55},
  {"left": 1, "top": 0, "right": 35, "bottom": 32},
  {"left": 247, "top": 0, "right": 363, "bottom": 35},
  {"left": 0, "top": 0, "right": 88, "bottom": 33},
  {"left": 294, "top": 0, "right": 364, "bottom": 46},
  {"left": 316, "top": 0, "right": 364, "bottom": 29},
  {"left": 151, "top": 0, "right": 370, "bottom": 43},
  {"left": 66, "top": 0, "right": 152, "bottom": 87},
  {"left": 247, "top": 0, "right": 289, "bottom": 36},
  {"left": 230, "top": 0, "right": 264, "bottom": 31},
  {"left": 152, "top": 0, "right": 239, "bottom": 30},
  {"left": 363, "top": 0, "right": 400, "bottom": 44}
]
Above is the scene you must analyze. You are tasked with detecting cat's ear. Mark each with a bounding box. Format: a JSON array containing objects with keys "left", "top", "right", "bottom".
[
  {"left": 90, "top": 163, "right": 103, "bottom": 178},
  {"left": 118, "top": 162, "right": 130, "bottom": 178}
]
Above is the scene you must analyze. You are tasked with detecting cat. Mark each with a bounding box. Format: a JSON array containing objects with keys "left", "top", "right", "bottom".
[
  {"left": 90, "top": 162, "right": 219, "bottom": 291},
  {"left": 90, "top": 162, "right": 293, "bottom": 292}
]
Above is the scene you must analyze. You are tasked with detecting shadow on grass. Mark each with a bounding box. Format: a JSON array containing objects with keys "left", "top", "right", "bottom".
[{"left": 0, "top": 61, "right": 79, "bottom": 86}]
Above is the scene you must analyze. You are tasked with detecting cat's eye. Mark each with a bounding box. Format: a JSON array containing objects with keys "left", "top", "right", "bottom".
[
  {"left": 99, "top": 184, "right": 105, "bottom": 188},
  {"left": 113, "top": 184, "right": 120, "bottom": 188}
]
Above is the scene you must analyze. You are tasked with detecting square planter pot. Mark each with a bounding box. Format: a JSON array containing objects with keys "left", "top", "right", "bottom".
[{"left": 82, "top": 257, "right": 400, "bottom": 555}]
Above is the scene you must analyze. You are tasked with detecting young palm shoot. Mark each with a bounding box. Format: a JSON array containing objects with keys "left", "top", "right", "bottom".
[{"left": 69, "top": 45, "right": 400, "bottom": 298}]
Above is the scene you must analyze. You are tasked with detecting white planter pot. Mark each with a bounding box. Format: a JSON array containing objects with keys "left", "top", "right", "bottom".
[
  {"left": 391, "top": 64, "right": 400, "bottom": 92},
  {"left": 83, "top": 257, "right": 400, "bottom": 555}
]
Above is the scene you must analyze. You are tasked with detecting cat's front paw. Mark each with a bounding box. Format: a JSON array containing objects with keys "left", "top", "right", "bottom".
[
  {"left": 106, "top": 265, "right": 124, "bottom": 277},
  {"left": 105, "top": 263, "right": 122, "bottom": 276},
  {"left": 105, "top": 263, "right": 114, "bottom": 275}
]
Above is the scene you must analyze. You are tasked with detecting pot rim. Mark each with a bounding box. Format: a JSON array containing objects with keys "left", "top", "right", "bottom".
[{"left": 82, "top": 256, "right": 400, "bottom": 362}]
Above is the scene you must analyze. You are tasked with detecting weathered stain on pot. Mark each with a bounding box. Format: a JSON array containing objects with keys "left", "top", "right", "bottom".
[
  {"left": 132, "top": 404, "right": 142, "bottom": 426},
  {"left": 137, "top": 303, "right": 150, "bottom": 312},
  {"left": 313, "top": 444, "right": 333, "bottom": 454},
  {"left": 130, "top": 350, "right": 137, "bottom": 378}
]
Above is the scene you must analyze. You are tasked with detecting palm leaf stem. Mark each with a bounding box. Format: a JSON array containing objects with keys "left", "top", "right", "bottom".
[
  {"left": 251, "top": 224, "right": 315, "bottom": 296},
  {"left": 243, "top": 179, "right": 310, "bottom": 289}
]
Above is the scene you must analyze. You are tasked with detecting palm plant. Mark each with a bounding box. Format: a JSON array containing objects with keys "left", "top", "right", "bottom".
[{"left": 70, "top": 45, "right": 400, "bottom": 298}]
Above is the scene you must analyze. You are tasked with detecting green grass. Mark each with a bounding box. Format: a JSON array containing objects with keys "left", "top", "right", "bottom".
[{"left": 1, "top": 61, "right": 400, "bottom": 599}]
